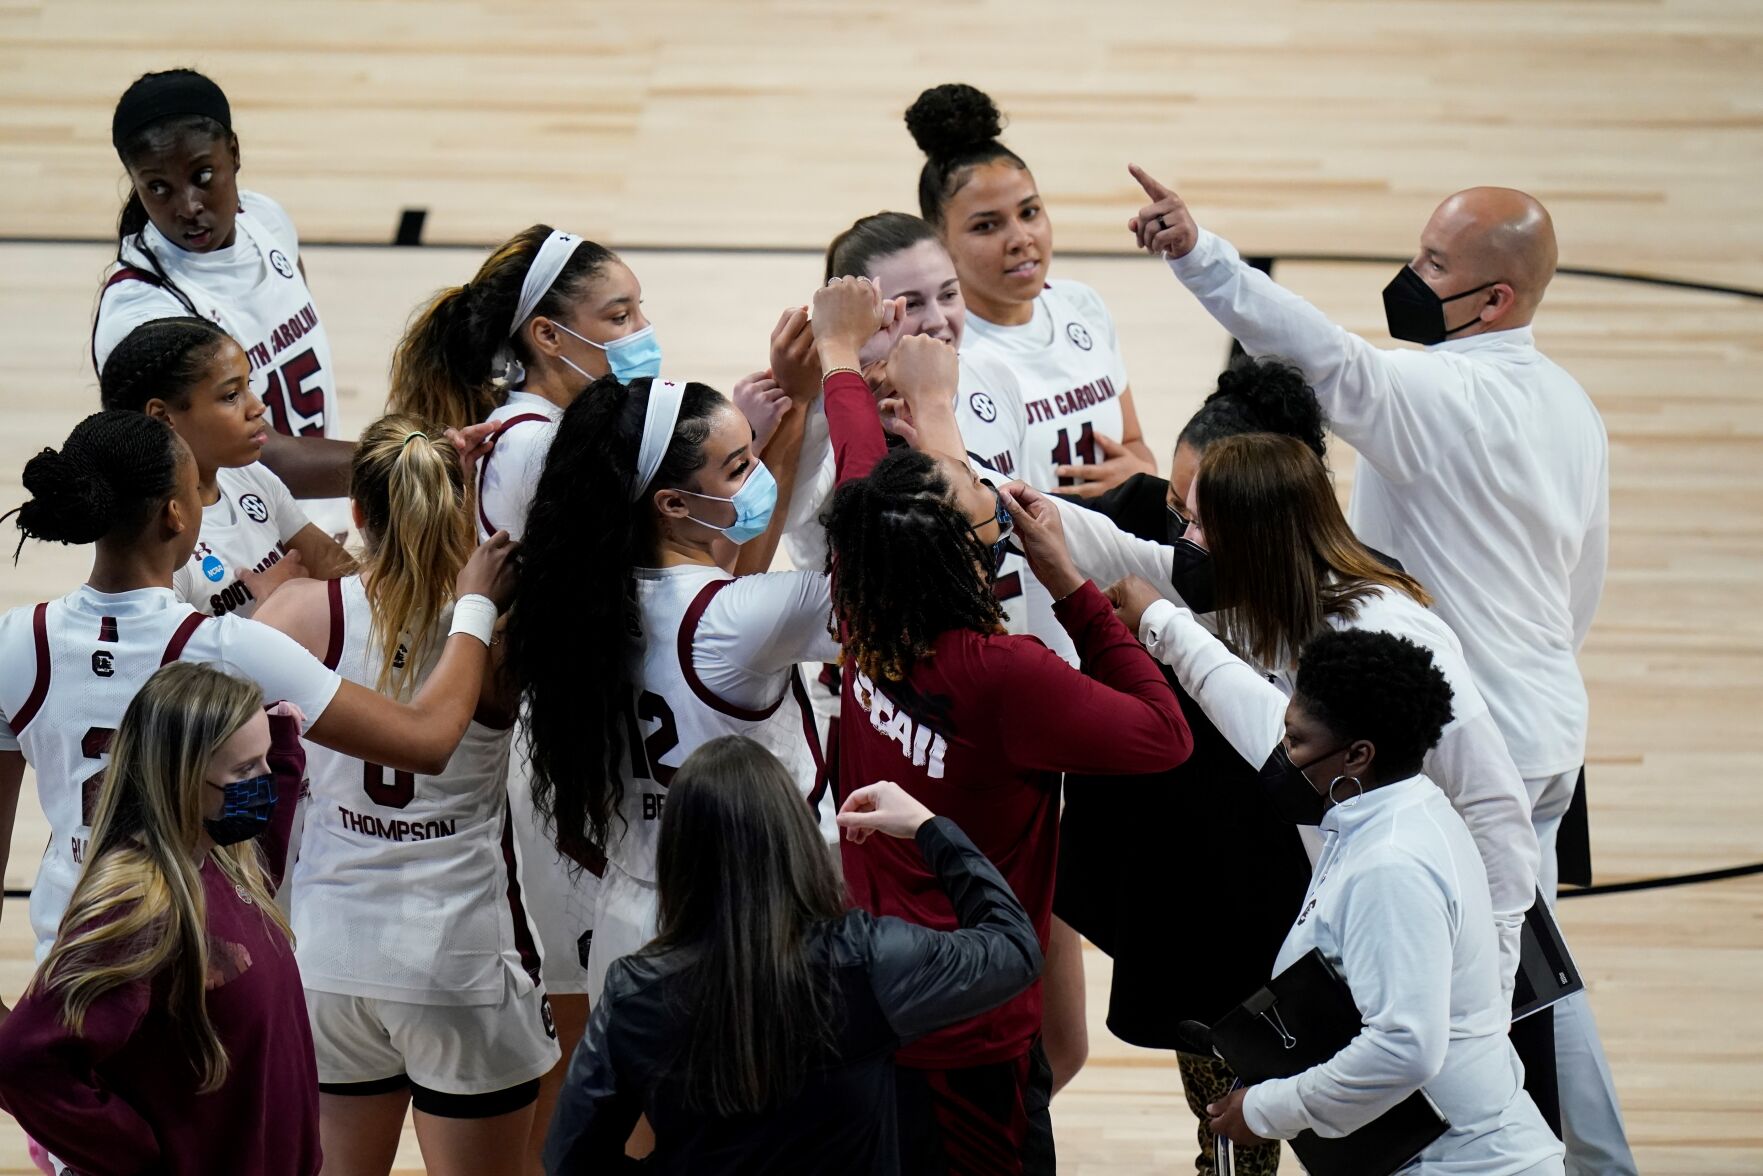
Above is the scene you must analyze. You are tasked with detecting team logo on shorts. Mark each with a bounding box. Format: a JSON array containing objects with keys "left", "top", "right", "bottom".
[
  {"left": 968, "top": 392, "right": 999, "bottom": 423},
  {"left": 201, "top": 554, "right": 226, "bottom": 583},
  {"left": 239, "top": 493, "right": 270, "bottom": 523},
  {"left": 1065, "top": 322, "right": 1094, "bottom": 351},
  {"left": 269, "top": 249, "right": 295, "bottom": 279},
  {"left": 540, "top": 995, "right": 557, "bottom": 1040}
]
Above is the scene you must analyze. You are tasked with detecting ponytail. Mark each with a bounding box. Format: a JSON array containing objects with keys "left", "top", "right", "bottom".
[
  {"left": 7, "top": 411, "right": 182, "bottom": 558},
  {"left": 504, "top": 376, "right": 722, "bottom": 868},
  {"left": 350, "top": 415, "right": 474, "bottom": 698},
  {"left": 390, "top": 225, "right": 617, "bottom": 433}
]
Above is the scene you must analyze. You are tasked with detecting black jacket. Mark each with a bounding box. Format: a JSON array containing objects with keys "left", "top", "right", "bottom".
[
  {"left": 543, "top": 817, "right": 1043, "bottom": 1174},
  {"left": 1058, "top": 473, "right": 1312, "bottom": 1044}
]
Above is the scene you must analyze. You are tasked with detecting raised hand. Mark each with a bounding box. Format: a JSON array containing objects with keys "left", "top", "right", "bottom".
[
  {"left": 731, "top": 371, "right": 792, "bottom": 452},
  {"left": 999, "top": 482, "right": 1085, "bottom": 601},
  {"left": 1127, "top": 164, "right": 1199, "bottom": 259},
  {"left": 812, "top": 277, "right": 887, "bottom": 373},
  {"left": 768, "top": 307, "right": 822, "bottom": 404},
  {"left": 885, "top": 334, "right": 959, "bottom": 411}
]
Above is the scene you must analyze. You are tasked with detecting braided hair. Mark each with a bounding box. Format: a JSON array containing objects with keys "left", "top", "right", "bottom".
[
  {"left": 823, "top": 449, "right": 1006, "bottom": 684},
  {"left": 904, "top": 84, "right": 1030, "bottom": 227},
  {"left": 99, "top": 317, "right": 233, "bottom": 413},
  {"left": 6, "top": 411, "right": 184, "bottom": 559}
]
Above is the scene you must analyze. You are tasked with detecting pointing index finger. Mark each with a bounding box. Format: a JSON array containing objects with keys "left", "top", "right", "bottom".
[{"left": 1128, "top": 162, "right": 1173, "bottom": 202}]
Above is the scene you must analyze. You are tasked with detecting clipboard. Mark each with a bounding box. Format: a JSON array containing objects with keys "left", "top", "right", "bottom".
[
  {"left": 1513, "top": 890, "right": 1584, "bottom": 1022},
  {"left": 1206, "top": 949, "right": 1449, "bottom": 1176}
]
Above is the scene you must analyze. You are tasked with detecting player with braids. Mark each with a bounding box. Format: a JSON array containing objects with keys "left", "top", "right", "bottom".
[
  {"left": 0, "top": 410, "right": 516, "bottom": 977},
  {"left": 94, "top": 68, "right": 355, "bottom": 533},
  {"left": 824, "top": 449, "right": 1008, "bottom": 684},
  {"left": 816, "top": 271, "right": 1193, "bottom": 1174},
  {"left": 101, "top": 316, "right": 354, "bottom": 619},
  {"left": 905, "top": 82, "right": 1158, "bottom": 497}
]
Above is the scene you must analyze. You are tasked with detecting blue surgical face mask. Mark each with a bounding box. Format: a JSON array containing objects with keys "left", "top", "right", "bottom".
[
  {"left": 680, "top": 462, "right": 778, "bottom": 545},
  {"left": 555, "top": 322, "right": 663, "bottom": 384},
  {"left": 203, "top": 772, "right": 277, "bottom": 846}
]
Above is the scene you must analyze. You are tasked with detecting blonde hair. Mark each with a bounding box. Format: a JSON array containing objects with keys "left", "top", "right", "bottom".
[
  {"left": 33, "top": 662, "right": 287, "bottom": 1092},
  {"left": 351, "top": 414, "right": 474, "bottom": 698}
]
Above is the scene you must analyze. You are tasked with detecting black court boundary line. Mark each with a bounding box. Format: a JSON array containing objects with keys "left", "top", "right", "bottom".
[
  {"left": 3, "top": 232, "right": 1762, "bottom": 301},
  {"left": 0, "top": 231, "right": 1755, "bottom": 901},
  {"left": 7, "top": 862, "right": 1763, "bottom": 902}
]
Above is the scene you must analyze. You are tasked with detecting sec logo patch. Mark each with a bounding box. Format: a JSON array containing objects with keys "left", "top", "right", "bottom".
[
  {"left": 239, "top": 493, "right": 270, "bottom": 523},
  {"left": 269, "top": 249, "right": 295, "bottom": 279},
  {"left": 968, "top": 392, "right": 998, "bottom": 423},
  {"left": 201, "top": 554, "right": 226, "bottom": 583},
  {"left": 1065, "top": 322, "right": 1094, "bottom": 351}
]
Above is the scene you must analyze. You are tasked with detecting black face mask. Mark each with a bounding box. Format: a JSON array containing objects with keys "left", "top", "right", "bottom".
[
  {"left": 1381, "top": 265, "right": 1497, "bottom": 346},
  {"left": 1259, "top": 744, "right": 1347, "bottom": 827},
  {"left": 1166, "top": 505, "right": 1216, "bottom": 614},
  {"left": 203, "top": 772, "right": 277, "bottom": 846}
]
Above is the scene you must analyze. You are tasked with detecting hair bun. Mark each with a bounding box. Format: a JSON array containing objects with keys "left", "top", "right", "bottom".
[
  {"left": 17, "top": 445, "right": 117, "bottom": 545},
  {"left": 905, "top": 83, "right": 1006, "bottom": 161},
  {"left": 1211, "top": 357, "right": 1328, "bottom": 455}
]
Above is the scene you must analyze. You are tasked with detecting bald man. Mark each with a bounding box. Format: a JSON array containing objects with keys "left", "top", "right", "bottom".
[{"left": 1129, "top": 170, "right": 1633, "bottom": 1175}]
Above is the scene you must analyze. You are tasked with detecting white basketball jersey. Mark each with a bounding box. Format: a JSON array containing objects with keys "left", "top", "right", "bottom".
[
  {"left": 614, "top": 567, "right": 832, "bottom": 884},
  {"left": 961, "top": 279, "right": 1129, "bottom": 492},
  {"left": 294, "top": 577, "right": 543, "bottom": 1005},
  {"left": 0, "top": 585, "right": 341, "bottom": 960},
  {"left": 94, "top": 190, "right": 347, "bottom": 536},
  {"left": 173, "top": 463, "right": 310, "bottom": 619},
  {"left": 476, "top": 392, "right": 563, "bottom": 542}
]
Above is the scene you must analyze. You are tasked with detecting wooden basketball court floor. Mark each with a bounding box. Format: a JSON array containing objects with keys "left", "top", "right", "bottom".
[{"left": 2, "top": 2, "right": 1760, "bottom": 1171}]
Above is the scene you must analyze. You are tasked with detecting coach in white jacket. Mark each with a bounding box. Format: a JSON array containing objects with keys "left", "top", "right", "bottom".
[
  {"left": 1126, "top": 166, "right": 1629, "bottom": 1175},
  {"left": 1205, "top": 628, "right": 1563, "bottom": 1174}
]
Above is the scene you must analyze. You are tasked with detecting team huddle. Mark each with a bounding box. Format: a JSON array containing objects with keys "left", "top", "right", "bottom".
[{"left": 0, "top": 68, "right": 1631, "bottom": 1176}]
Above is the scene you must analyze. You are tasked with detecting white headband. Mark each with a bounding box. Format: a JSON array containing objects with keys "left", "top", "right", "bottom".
[
  {"left": 491, "top": 230, "right": 586, "bottom": 386},
  {"left": 631, "top": 379, "right": 686, "bottom": 502},
  {"left": 508, "top": 230, "right": 585, "bottom": 340}
]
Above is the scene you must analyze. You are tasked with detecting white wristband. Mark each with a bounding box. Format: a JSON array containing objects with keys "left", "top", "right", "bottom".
[{"left": 448, "top": 593, "right": 499, "bottom": 648}]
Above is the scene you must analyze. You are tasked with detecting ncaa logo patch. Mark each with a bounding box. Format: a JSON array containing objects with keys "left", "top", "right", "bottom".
[
  {"left": 1065, "top": 322, "right": 1094, "bottom": 351},
  {"left": 239, "top": 493, "right": 270, "bottom": 523},
  {"left": 201, "top": 554, "right": 226, "bottom": 583},
  {"left": 269, "top": 249, "right": 295, "bottom": 279},
  {"left": 968, "top": 392, "right": 999, "bottom": 423}
]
